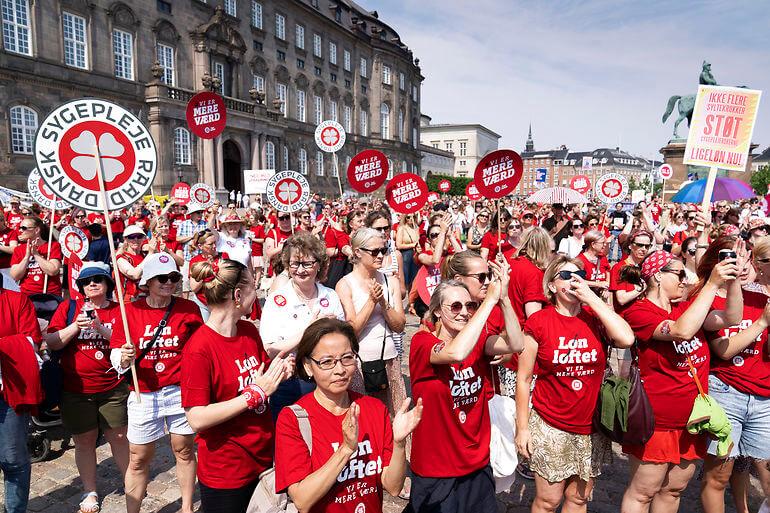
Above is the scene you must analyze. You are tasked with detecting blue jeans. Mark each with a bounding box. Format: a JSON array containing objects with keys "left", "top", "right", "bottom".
[
  {"left": 0, "top": 398, "right": 31, "bottom": 513},
  {"left": 707, "top": 375, "right": 770, "bottom": 459},
  {"left": 609, "top": 230, "right": 622, "bottom": 262},
  {"left": 269, "top": 377, "right": 316, "bottom": 423}
]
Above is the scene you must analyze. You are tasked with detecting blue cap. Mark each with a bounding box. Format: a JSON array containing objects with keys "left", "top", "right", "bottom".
[{"left": 77, "top": 262, "right": 114, "bottom": 284}]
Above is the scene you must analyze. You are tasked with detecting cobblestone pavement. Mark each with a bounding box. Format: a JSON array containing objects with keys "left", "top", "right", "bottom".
[{"left": 2, "top": 315, "right": 764, "bottom": 512}]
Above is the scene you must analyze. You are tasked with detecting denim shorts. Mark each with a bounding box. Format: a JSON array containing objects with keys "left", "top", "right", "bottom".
[
  {"left": 126, "top": 385, "right": 194, "bottom": 445},
  {"left": 707, "top": 374, "right": 770, "bottom": 460}
]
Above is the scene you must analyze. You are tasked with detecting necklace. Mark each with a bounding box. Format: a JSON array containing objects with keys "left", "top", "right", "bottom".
[{"left": 292, "top": 280, "right": 317, "bottom": 304}]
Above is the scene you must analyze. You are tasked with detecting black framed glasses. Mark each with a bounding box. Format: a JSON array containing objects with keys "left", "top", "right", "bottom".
[
  {"left": 443, "top": 301, "right": 479, "bottom": 315},
  {"left": 126, "top": 234, "right": 145, "bottom": 240},
  {"left": 278, "top": 215, "right": 291, "bottom": 221},
  {"left": 462, "top": 271, "right": 493, "bottom": 284},
  {"left": 556, "top": 269, "right": 587, "bottom": 280},
  {"left": 359, "top": 246, "right": 387, "bottom": 257},
  {"left": 572, "top": 223, "right": 584, "bottom": 229},
  {"left": 372, "top": 225, "right": 390, "bottom": 233},
  {"left": 662, "top": 269, "right": 687, "bottom": 282},
  {"left": 686, "top": 248, "right": 697, "bottom": 256},
  {"left": 155, "top": 273, "right": 182, "bottom": 284},
  {"left": 428, "top": 232, "right": 441, "bottom": 239},
  {"left": 523, "top": 214, "right": 534, "bottom": 219},
  {"left": 289, "top": 260, "right": 318, "bottom": 270},
  {"left": 308, "top": 352, "right": 358, "bottom": 370},
  {"left": 632, "top": 241, "right": 652, "bottom": 250},
  {"left": 77, "top": 275, "right": 108, "bottom": 287},
  {"left": 18, "top": 225, "right": 35, "bottom": 231}
]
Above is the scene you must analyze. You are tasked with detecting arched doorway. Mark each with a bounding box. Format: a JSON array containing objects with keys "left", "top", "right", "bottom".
[{"left": 223, "top": 140, "right": 242, "bottom": 194}]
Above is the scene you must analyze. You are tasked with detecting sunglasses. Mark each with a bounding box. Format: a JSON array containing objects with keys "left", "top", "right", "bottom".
[
  {"left": 686, "top": 248, "right": 697, "bottom": 256},
  {"left": 18, "top": 225, "right": 35, "bottom": 231},
  {"left": 478, "top": 215, "right": 489, "bottom": 219},
  {"left": 359, "top": 246, "right": 387, "bottom": 257},
  {"left": 508, "top": 224, "right": 521, "bottom": 230},
  {"left": 77, "top": 275, "right": 108, "bottom": 286},
  {"left": 588, "top": 222, "right": 598, "bottom": 226},
  {"left": 126, "top": 234, "right": 145, "bottom": 240},
  {"left": 687, "top": 216, "right": 696, "bottom": 221},
  {"left": 572, "top": 223, "right": 583, "bottom": 229},
  {"left": 154, "top": 273, "right": 182, "bottom": 284},
  {"left": 428, "top": 232, "right": 441, "bottom": 239},
  {"left": 300, "top": 215, "right": 311, "bottom": 220},
  {"left": 462, "top": 271, "right": 493, "bottom": 284},
  {"left": 757, "top": 257, "right": 770, "bottom": 264},
  {"left": 75, "top": 214, "right": 86, "bottom": 218},
  {"left": 523, "top": 214, "right": 534, "bottom": 219},
  {"left": 443, "top": 301, "right": 479, "bottom": 315},
  {"left": 556, "top": 269, "right": 587, "bottom": 280},
  {"left": 632, "top": 242, "right": 652, "bottom": 249},
  {"left": 278, "top": 215, "right": 291, "bottom": 221},
  {"left": 662, "top": 269, "right": 687, "bottom": 282},
  {"left": 372, "top": 225, "right": 390, "bottom": 233}
]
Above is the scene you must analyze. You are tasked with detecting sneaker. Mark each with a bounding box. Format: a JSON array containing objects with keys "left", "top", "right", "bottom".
[{"left": 516, "top": 461, "right": 535, "bottom": 480}]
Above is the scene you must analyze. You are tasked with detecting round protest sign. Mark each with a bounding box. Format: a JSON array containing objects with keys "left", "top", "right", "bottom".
[
  {"left": 473, "top": 149, "right": 523, "bottom": 199},
  {"left": 385, "top": 173, "right": 428, "bottom": 214},
  {"left": 189, "top": 183, "right": 215, "bottom": 208},
  {"left": 465, "top": 181, "right": 482, "bottom": 201},
  {"left": 569, "top": 174, "right": 592, "bottom": 195},
  {"left": 438, "top": 179, "right": 451, "bottom": 193},
  {"left": 58, "top": 225, "right": 89, "bottom": 260},
  {"left": 347, "top": 150, "right": 388, "bottom": 193},
  {"left": 415, "top": 264, "right": 442, "bottom": 305},
  {"left": 266, "top": 171, "right": 310, "bottom": 213},
  {"left": 427, "top": 192, "right": 440, "bottom": 203},
  {"left": 315, "top": 120, "right": 346, "bottom": 153},
  {"left": 34, "top": 98, "right": 158, "bottom": 212},
  {"left": 27, "top": 168, "right": 68, "bottom": 210},
  {"left": 186, "top": 92, "right": 226, "bottom": 139},
  {"left": 170, "top": 182, "right": 191, "bottom": 205},
  {"left": 658, "top": 163, "right": 673, "bottom": 180},
  {"left": 595, "top": 173, "right": 629, "bottom": 204}
]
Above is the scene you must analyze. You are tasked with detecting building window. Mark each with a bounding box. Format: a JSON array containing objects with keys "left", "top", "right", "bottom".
[
  {"left": 329, "top": 41, "right": 337, "bottom": 64},
  {"left": 330, "top": 72, "right": 336, "bottom": 82},
  {"left": 459, "top": 141, "right": 467, "bottom": 156},
  {"left": 315, "top": 150, "right": 324, "bottom": 176},
  {"left": 360, "top": 109, "right": 368, "bottom": 136},
  {"left": 174, "top": 127, "right": 191, "bottom": 165},
  {"left": 283, "top": 145, "right": 289, "bottom": 171},
  {"left": 313, "top": 33, "right": 321, "bottom": 57},
  {"left": 276, "top": 83, "right": 287, "bottom": 116},
  {"left": 314, "top": 66, "right": 321, "bottom": 76},
  {"left": 459, "top": 160, "right": 466, "bottom": 167},
  {"left": 330, "top": 100, "right": 338, "bottom": 122},
  {"left": 343, "top": 105, "right": 352, "bottom": 133},
  {"left": 295, "top": 24, "right": 304, "bottom": 49},
  {"left": 399, "top": 72, "right": 405, "bottom": 90},
  {"left": 265, "top": 140, "right": 275, "bottom": 169},
  {"left": 412, "top": 127, "right": 418, "bottom": 148},
  {"left": 361, "top": 84, "right": 366, "bottom": 94},
  {"left": 401, "top": 161, "right": 407, "bottom": 176},
  {"left": 277, "top": 49, "right": 285, "bottom": 61},
  {"left": 296, "top": 58, "right": 304, "bottom": 69},
  {"left": 344, "top": 79, "right": 351, "bottom": 88},
  {"left": 253, "top": 74, "right": 264, "bottom": 92},
  {"left": 9, "top": 105, "right": 36, "bottom": 154},
  {"left": 224, "top": 0, "right": 236, "bottom": 16},
  {"left": 314, "top": 95, "right": 323, "bottom": 124},
  {"left": 296, "top": 89, "right": 306, "bottom": 122},
  {"left": 397, "top": 109, "right": 405, "bottom": 142},
  {"left": 387, "top": 159, "right": 394, "bottom": 180},
  {"left": 343, "top": 49, "right": 351, "bottom": 71},
  {"left": 382, "top": 65, "right": 391, "bottom": 85},
  {"left": 253, "top": 40, "right": 262, "bottom": 51},
  {"left": 157, "top": 0, "right": 171, "bottom": 13},
  {"left": 275, "top": 13, "right": 285, "bottom": 40},
  {"left": 360, "top": 57, "right": 367, "bottom": 77},
  {"left": 412, "top": 84, "right": 418, "bottom": 101},
  {"left": 380, "top": 103, "right": 390, "bottom": 139},
  {"left": 1, "top": 0, "right": 31, "bottom": 55},
  {"left": 156, "top": 43, "right": 175, "bottom": 86},
  {"left": 298, "top": 148, "right": 308, "bottom": 175},
  {"left": 112, "top": 29, "right": 134, "bottom": 80},
  {"left": 445, "top": 141, "right": 453, "bottom": 152},
  {"left": 62, "top": 12, "right": 87, "bottom": 69},
  {"left": 331, "top": 154, "right": 338, "bottom": 177},
  {"left": 251, "top": 1, "right": 262, "bottom": 28},
  {"left": 213, "top": 61, "right": 225, "bottom": 95}
]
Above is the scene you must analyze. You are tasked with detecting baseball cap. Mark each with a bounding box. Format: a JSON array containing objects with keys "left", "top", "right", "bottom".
[
  {"left": 123, "top": 224, "right": 146, "bottom": 238},
  {"left": 139, "top": 252, "right": 180, "bottom": 286},
  {"left": 186, "top": 202, "right": 205, "bottom": 214}
]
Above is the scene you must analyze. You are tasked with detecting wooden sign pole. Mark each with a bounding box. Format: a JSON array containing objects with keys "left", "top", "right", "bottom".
[
  {"left": 42, "top": 210, "right": 56, "bottom": 293},
  {"left": 698, "top": 166, "right": 718, "bottom": 232},
  {"left": 333, "top": 151, "right": 343, "bottom": 200}
]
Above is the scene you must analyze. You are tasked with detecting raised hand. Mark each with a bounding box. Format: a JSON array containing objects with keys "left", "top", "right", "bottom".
[
  {"left": 490, "top": 259, "right": 510, "bottom": 302},
  {"left": 392, "top": 398, "right": 423, "bottom": 444},
  {"left": 369, "top": 279, "right": 384, "bottom": 304},
  {"left": 342, "top": 402, "right": 360, "bottom": 452}
]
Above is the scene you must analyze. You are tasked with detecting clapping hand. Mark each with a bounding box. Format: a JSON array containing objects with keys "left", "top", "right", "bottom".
[
  {"left": 368, "top": 279, "right": 384, "bottom": 304},
  {"left": 490, "top": 258, "right": 510, "bottom": 303},
  {"left": 342, "top": 402, "right": 360, "bottom": 453},
  {"left": 252, "top": 352, "right": 295, "bottom": 397},
  {"left": 392, "top": 398, "right": 423, "bottom": 444}
]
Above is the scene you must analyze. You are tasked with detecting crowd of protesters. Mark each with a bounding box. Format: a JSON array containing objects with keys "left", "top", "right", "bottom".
[{"left": 0, "top": 190, "right": 769, "bottom": 513}]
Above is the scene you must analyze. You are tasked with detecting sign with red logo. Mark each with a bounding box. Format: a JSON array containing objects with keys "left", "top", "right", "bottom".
[
  {"left": 658, "top": 163, "right": 674, "bottom": 180},
  {"left": 186, "top": 92, "right": 226, "bottom": 139},
  {"left": 34, "top": 98, "right": 158, "bottom": 212},
  {"left": 266, "top": 171, "right": 310, "bottom": 213},
  {"left": 27, "top": 168, "right": 68, "bottom": 210},
  {"left": 319, "top": 297, "right": 329, "bottom": 308},
  {"left": 385, "top": 173, "right": 428, "bottom": 214},
  {"left": 438, "top": 179, "right": 451, "bottom": 193},
  {"left": 465, "top": 181, "right": 482, "bottom": 201},
  {"left": 569, "top": 174, "right": 592, "bottom": 195},
  {"left": 595, "top": 173, "right": 629, "bottom": 204},
  {"left": 170, "top": 182, "right": 191, "bottom": 205},
  {"left": 314, "top": 120, "right": 346, "bottom": 153},
  {"left": 68, "top": 252, "right": 83, "bottom": 301},
  {"left": 415, "top": 264, "right": 442, "bottom": 305},
  {"left": 473, "top": 149, "right": 523, "bottom": 199},
  {"left": 58, "top": 225, "right": 89, "bottom": 260},
  {"left": 347, "top": 149, "right": 388, "bottom": 193},
  {"left": 190, "top": 183, "right": 215, "bottom": 208},
  {"left": 427, "top": 191, "right": 440, "bottom": 203}
]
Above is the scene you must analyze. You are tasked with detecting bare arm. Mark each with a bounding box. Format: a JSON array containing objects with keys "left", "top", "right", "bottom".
[
  {"left": 336, "top": 278, "right": 376, "bottom": 336},
  {"left": 524, "top": 301, "right": 542, "bottom": 319},
  {"left": 514, "top": 334, "right": 537, "bottom": 459},
  {"left": 709, "top": 306, "right": 768, "bottom": 360},
  {"left": 117, "top": 256, "right": 144, "bottom": 281},
  {"left": 380, "top": 276, "right": 405, "bottom": 333}
]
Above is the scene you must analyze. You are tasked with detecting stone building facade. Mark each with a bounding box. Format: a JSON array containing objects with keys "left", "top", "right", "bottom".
[
  {"left": 419, "top": 114, "right": 499, "bottom": 178},
  {"left": 0, "top": 0, "right": 423, "bottom": 196}
]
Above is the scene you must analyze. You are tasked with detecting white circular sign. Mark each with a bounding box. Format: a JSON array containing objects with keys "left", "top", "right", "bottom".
[
  {"left": 27, "top": 168, "right": 69, "bottom": 210},
  {"left": 189, "top": 183, "right": 215, "bottom": 208},
  {"left": 314, "top": 120, "right": 346, "bottom": 153},
  {"left": 58, "top": 225, "right": 89, "bottom": 260},
  {"left": 266, "top": 171, "right": 310, "bottom": 213},
  {"left": 658, "top": 163, "right": 674, "bottom": 180},
  {"left": 34, "top": 98, "right": 157, "bottom": 212},
  {"left": 595, "top": 173, "right": 629, "bottom": 204}
]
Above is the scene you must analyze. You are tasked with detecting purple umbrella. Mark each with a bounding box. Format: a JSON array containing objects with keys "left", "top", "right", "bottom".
[{"left": 671, "top": 176, "right": 756, "bottom": 203}]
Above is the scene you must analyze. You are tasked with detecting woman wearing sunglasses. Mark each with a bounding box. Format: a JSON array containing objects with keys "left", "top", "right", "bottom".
[
  {"left": 407, "top": 276, "right": 521, "bottom": 513},
  {"left": 479, "top": 210, "right": 513, "bottom": 261},
  {"left": 620, "top": 250, "right": 742, "bottom": 513},
  {"left": 44, "top": 263, "right": 128, "bottom": 513},
  {"left": 515, "top": 256, "right": 634, "bottom": 513},
  {"left": 365, "top": 210, "right": 406, "bottom": 299},
  {"left": 680, "top": 236, "right": 700, "bottom": 290},
  {"left": 109, "top": 253, "right": 204, "bottom": 513},
  {"left": 9, "top": 216, "right": 62, "bottom": 297},
  {"left": 264, "top": 211, "right": 295, "bottom": 282},
  {"left": 146, "top": 216, "right": 184, "bottom": 268},
  {"left": 116, "top": 224, "right": 147, "bottom": 302},
  {"left": 557, "top": 219, "right": 586, "bottom": 259},
  {"left": 466, "top": 209, "right": 490, "bottom": 252},
  {"left": 396, "top": 213, "right": 420, "bottom": 291},
  {"left": 609, "top": 230, "right": 653, "bottom": 315}
]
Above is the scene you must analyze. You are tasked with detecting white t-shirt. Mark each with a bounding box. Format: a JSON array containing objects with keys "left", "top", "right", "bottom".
[{"left": 557, "top": 236, "right": 584, "bottom": 259}]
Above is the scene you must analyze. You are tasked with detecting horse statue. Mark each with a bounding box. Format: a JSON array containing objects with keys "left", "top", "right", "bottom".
[{"left": 661, "top": 61, "right": 717, "bottom": 139}]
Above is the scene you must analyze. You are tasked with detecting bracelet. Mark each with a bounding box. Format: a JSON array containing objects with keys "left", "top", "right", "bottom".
[{"left": 243, "top": 384, "right": 267, "bottom": 413}]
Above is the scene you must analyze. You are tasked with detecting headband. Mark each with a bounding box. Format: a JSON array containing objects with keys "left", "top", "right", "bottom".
[{"left": 641, "top": 250, "right": 675, "bottom": 280}]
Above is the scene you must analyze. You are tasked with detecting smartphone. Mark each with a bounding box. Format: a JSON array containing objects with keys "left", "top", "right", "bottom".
[{"left": 718, "top": 249, "right": 737, "bottom": 261}]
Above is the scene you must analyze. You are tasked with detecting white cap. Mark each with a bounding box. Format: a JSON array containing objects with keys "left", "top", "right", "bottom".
[
  {"left": 139, "top": 252, "right": 180, "bottom": 286},
  {"left": 123, "top": 224, "right": 146, "bottom": 238},
  {"left": 186, "top": 202, "right": 204, "bottom": 214}
]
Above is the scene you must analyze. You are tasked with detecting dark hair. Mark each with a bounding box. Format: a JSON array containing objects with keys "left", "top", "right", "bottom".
[
  {"left": 281, "top": 232, "right": 330, "bottom": 280},
  {"left": 344, "top": 209, "right": 363, "bottom": 234},
  {"left": 681, "top": 236, "right": 698, "bottom": 256},
  {"left": 490, "top": 210, "right": 512, "bottom": 231},
  {"left": 364, "top": 209, "right": 390, "bottom": 229},
  {"left": 690, "top": 235, "right": 737, "bottom": 296},
  {"left": 295, "top": 318, "right": 359, "bottom": 380},
  {"left": 87, "top": 223, "right": 103, "bottom": 238}
]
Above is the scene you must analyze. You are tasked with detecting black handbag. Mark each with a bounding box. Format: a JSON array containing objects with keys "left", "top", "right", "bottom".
[{"left": 361, "top": 282, "right": 390, "bottom": 394}]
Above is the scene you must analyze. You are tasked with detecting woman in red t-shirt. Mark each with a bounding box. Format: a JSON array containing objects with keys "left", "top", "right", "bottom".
[
  {"left": 44, "top": 262, "right": 128, "bottom": 513},
  {"left": 609, "top": 230, "right": 652, "bottom": 314},
  {"left": 182, "top": 258, "right": 294, "bottom": 512},
  {"left": 479, "top": 210, "right": 514, "bottom": 261},
  {"left": 9, "top": 216, "right": 63, "bottom": 296},
  {"left": 147, "top": 216, "right": 184, "bottom": 267},
  {"left": 188, "top": 229, "right": 218, "bottom": 320},
  {"left": 515, "top": 256, "right": 634, "bottom": 512},
  {"left": 577, "top": 230, "right": 611, "bottom": 295},
  {"left": 116, "top": 224, "right": 147, "bottom": 302},
  {"left": 620, "top": 250, "right": 742, "bottom": 513},
  {"left": 275, "top": 318, "right": 422, "bottom": 513}
]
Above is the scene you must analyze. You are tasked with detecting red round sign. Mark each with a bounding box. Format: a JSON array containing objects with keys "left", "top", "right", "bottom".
[
  {"left": 438, "top": 179, "right": 451, "bottom": 193},
  {"left": 186, "top": 92, "right": 226, "bottom": 139},
  {"left": 569, "top": 175, "right": 591, "bottom": 195},
  {"left": 347, "top": 150, "right": 388, "bottom": 193},
  {"left": 466, "top": 181, "right": 482, "bottom": 201},
  {"left": 659, "top": 164, "right": 673, "bottom": 180},
  {"left": 415, "top": 264, "right": 442, "bottom": 305},
  {"left": 427, "top": 191, "right": 440, "bottom": 203},
  {"left": 473, "top": 149, "right": 523, "bottom": 199},
  {"left": 385, "top": 173, "right": 428, "bottom": 214},
  {"left": 170, "top": 182, "right": 191, "bottom": 205}
]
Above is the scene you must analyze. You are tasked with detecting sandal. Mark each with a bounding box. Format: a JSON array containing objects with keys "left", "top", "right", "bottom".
[{"left": 79, "top": 492, "right": 100, "bottom": 513}]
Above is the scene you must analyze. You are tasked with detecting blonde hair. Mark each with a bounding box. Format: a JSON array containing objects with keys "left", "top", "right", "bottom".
[
  {"left": 517, "top": 227, "right": 553, "bottom": 270},
  {"left": 349, "top": 227, "right": 384, "bottom": 264},
  {"left": 582, "top": 229, "right": 605, "bottom": 250},
  {"left": 441, "top": 250, "right": 484, "bottom": 280},
  {"left": 190, "top": 259, "right": 251, "bottom": 305},
  {"left": 427, "top": 280, "right": 468, "bottom": 324},
  {"left": 752, "top": 236, "right": 770, "bottom": 262},
  {"left": 150, "top": 215, "right": 169, "bottom": 234},
  {"left": 542, "top": 255, "right": 584, "bottom": 304}
]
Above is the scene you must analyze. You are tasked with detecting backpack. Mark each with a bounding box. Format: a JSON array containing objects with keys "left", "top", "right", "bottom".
[{"left": 246, "top": 405, "right": 311, "bottom": 513}]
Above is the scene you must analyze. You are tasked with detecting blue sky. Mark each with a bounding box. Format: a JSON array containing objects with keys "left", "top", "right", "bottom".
[{"left": 368, "top": 0, "right": 769, "bottom": 160}]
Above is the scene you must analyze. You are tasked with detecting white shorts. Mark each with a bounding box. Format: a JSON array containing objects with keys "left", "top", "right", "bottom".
[
  {"left": 181, "top": 260, "right": 191, "bottom": 293},
  {"left": 126, "top": 385, "right": 194, "bottom": 444}
]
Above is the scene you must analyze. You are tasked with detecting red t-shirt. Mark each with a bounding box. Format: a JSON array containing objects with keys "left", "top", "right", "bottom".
[
  {"left": 110, "top": 297, "right": 203, "bottom": 392},
  {"left": 609, "top": 259, "right": 637, "bottom": 314},
  {"left": 673, "top": 229, "right": 698, "bottom": 247},
  {"left": 506, "top": 255, "right": 547, "bottom": 325},
  {"left": 324, "top": 227, "right": 350, "bottom": 261},
  {"left": 524, "top": 306, "right": 606, "bottom": 434},
  {"left": 707, "top": 291, "right": 770, "bottom": 397},
  {"left": 622, "top": 298, "right": 710, "bottom": 429},
  {"left": 0, "top": 227, "right": 18, "bottom": 269},
  {"left": 47, "top": 299, "right": 122, "bottom": 394},
  {"left": 275, "top": 393, "right": 393, "bottom": 513},
  {"left": 578, "top": 253, "right": 610, "bottom": 284},
  {"left": 5, "top": 212, "right": 24, "bottom": 231},
  {"left": 127, "top": 214, "right": 149, "bottom": 230},
  {"left": 249, "top": 225, "right": 265, "bottom": 257},
  {"left": 11, "top": 242, "right": 63, "bottom": 296},
  {"left": 116, "top": 252, "right": 144, "bottom": 300},
  {"left": 167, "top": 213, "right": 186, "bottom": 241},
  {"left": 480, "top": 231, "right": 513, "bottom": 260},
  {"left": 409, "top": 330, "right": 492, "bottom": 477},
  {"left": 110, "top": 211, "right": 126, "bottom": 234},
  {"left": 181, "top": 322, "right": 273, "bottom": 488}
]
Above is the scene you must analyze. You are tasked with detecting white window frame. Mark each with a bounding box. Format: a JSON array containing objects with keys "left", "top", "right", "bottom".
[
  {"left": 296, "top": 89, "right": 306, "bottom": 122},
  {"left": 252, "top": 74, "right": 265, "bottom": 93},
  {"left": 62, "top": 12, "right": 87, "bottom": 69},
  {"left": 445, "top": 141, "right": 453, "bottom": 152},
  {"left": 298, "top": 148, "right": 308, "bottom": 175},
  {"left": 9, "top": 105, "right": 36, "bottom": 154},
  {"left": 343, "top": 49, "right": 351, "bottom": 71},
  {"left": 251, "top": 1, "right": 262, "bottom": 29},
  {"left": 275, "top": 13, "right": 285, "bottom": 40},
  {"left": 276, "top": 82, "right": 287, "bottom": 116},
  {"left": 315, "top": 150, "right": 324, "bottom": 176},
  {"left": 283, "top": 145, "right": 289, "bottom": 171},
  {"left": 382, "top": 64, "right": 391, "bottom": 85},
  {"left": 399, "top": 72, "right": 405, "bottom": 90},
  {"left": 360, "top": 57, "right": 367, "bottom": 78},
  {"left": 331, "top": 153, "right": 338, "bottom": 177},
  {"left": 314, "top": 95, "right": 323, "bottom": 125},
  {"left": 313, "top": 33, "right": 321, "bottom": 57},
  {"left": 380, "top": 103, "right": 390, "bottom": 139},
  {"left": 156, "top": 42, "right": 175, "bottom": 86},
  {"left": 224, "top": 0, "right": 236, "bottom": 17},
  {"left": 459, "top": 141, "right": 467, "bottom": 157},
  {"left": 112, "top": 28, "right": 134, "bottom": 80},
  {"left": 343, "top": 105, "right": 352, "bottom": 133},
  {"left": 360, "top": 109, "right": 368, "bottom": 136},
  {"left": 174, "top": 127, "right": 192, "bottom": 165},
  {"left": 265, "top": 141, "right": 276, "bottom": 170},
  {"left": 295, "top": 23, "right": 304, "bottom": 49},
  {"left": 398, "top": 109, "right": 404, "bottom": 142},
  {"left": 329, "top": 41, "right": 337, "bottom": 64},
  {"left": 1, "top": 0, "right": 32, "bottom": 56},
  {"left": 329, "top": 100, "right": 338, "bottom": 122},
  {"left": 213, "top": 61, "right": 225, "bottom": 95}
]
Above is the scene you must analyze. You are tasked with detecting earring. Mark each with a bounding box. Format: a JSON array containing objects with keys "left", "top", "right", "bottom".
[{"left": 235, "top": 302, "right": 242, "bottom": 309}]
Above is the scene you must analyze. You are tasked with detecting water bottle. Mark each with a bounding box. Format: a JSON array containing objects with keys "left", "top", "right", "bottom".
[{"left": 82, "top": 297, "right": 96, "bottom": 320}]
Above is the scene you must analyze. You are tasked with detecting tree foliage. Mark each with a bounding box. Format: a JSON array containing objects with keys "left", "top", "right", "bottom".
[
  {"left": 425, "top": 174, "right": 472, "bottom": 196},
  {"left": 750, "top": 165, "right": 770, "bottom": 196}
]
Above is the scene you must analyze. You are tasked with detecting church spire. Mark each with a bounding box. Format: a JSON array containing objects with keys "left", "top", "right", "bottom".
[{"left": 525, "top": 123, "right": 534, "bottom": 152}]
